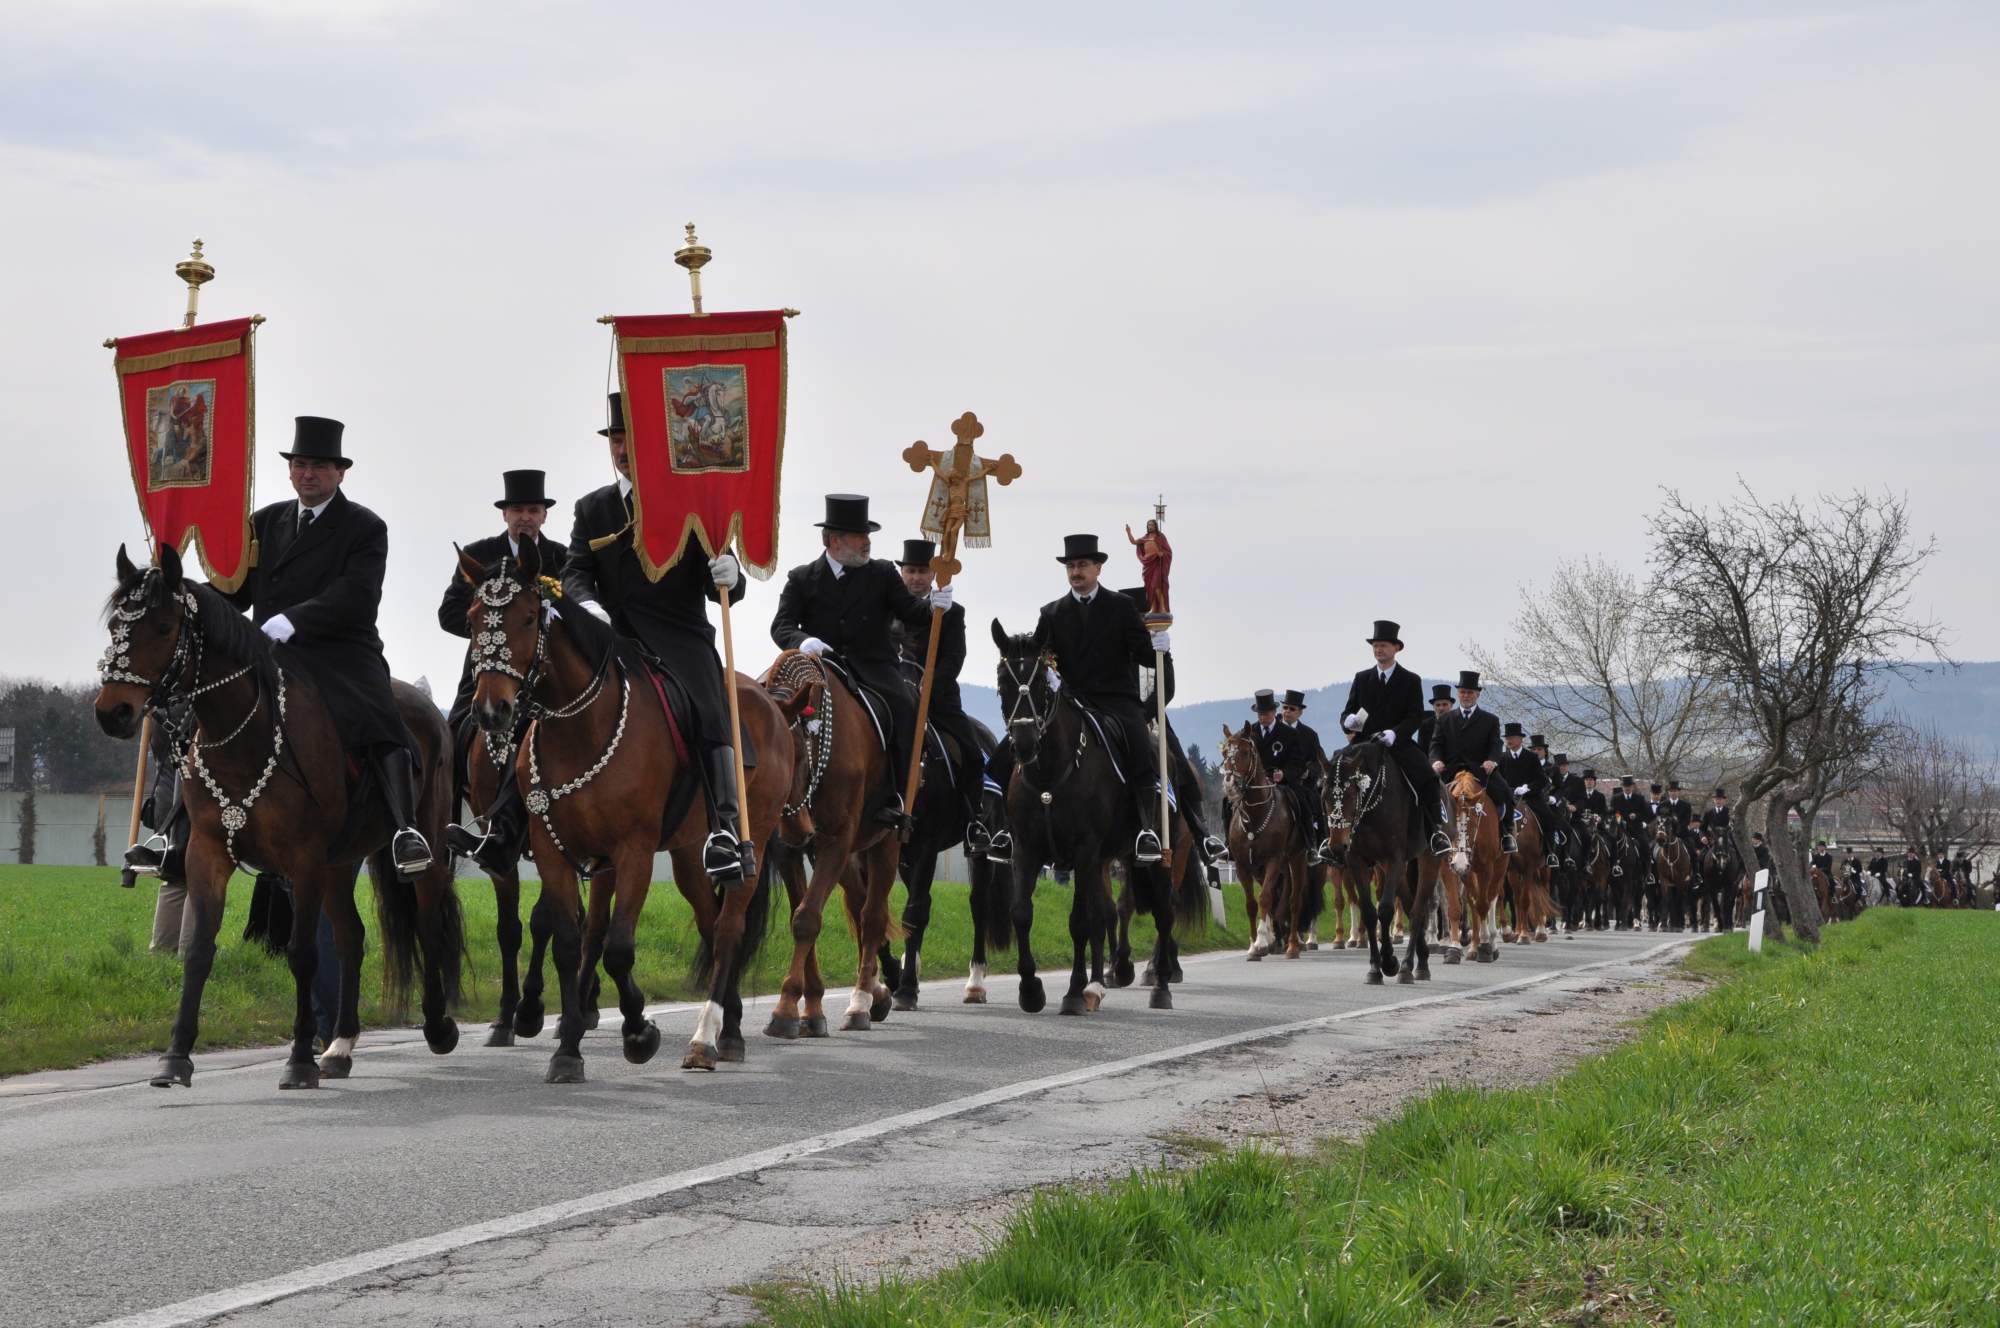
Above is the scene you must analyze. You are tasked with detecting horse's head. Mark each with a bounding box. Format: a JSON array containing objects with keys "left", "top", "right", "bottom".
[
  {"left": 992, "top": 617, "right": 1055, "bottom": 764},
  {"left": 1650, "top": 817, "right": 1671, "bottom": 845},
  {"left": 459, "top": 539, "right": 552, "bottom": 735},
  {"left": 1320, "top": 739, "right": 1385, "bottom": 865},
  {"left": 1218, "top": 724, "right": 1262, "bottom": 801},
  {"left": 95, "top": 543, "right": 197, "bottom": 739},
  {"left": 1448, "top": 769, "right": 1486, "bottom": 805}
]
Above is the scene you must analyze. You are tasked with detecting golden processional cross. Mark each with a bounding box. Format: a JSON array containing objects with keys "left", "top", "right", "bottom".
[{"left": 899, "top": 411, "right": 1021, "bottom": 819}]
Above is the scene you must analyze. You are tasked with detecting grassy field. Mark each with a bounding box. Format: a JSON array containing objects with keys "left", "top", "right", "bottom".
[
  {"left": 0, "top": 863, "right": 1250, "bottom": 1077},
  {"left": 766, "top": 909, "right": 2000, "bottom": 1326}
]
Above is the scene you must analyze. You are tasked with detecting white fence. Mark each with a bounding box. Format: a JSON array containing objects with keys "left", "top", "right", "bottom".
[{"left": 0, "top": 792, "right": 114, "bottom": 866}]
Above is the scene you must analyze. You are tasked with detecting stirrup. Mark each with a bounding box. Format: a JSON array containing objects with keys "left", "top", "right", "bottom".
[
  {"left": 447, "top": 821, "right": 512, "bottom": 875},
  {"left": 123, "top": 834, "right": 168, "bottom": 874},
  {"left": 1502, "top": 832, "right": 1519, "bottom": 853},
  {"left": 1546, "top": 853, "right": 1560, "bottom": 869},
  {"left": 1133, "top": 828, "right": 1163, "bottom": 865},
  {"left": 986, "top": 829, "right": 1012, "bottom": 865},
  {"left": 965, "top": 822, "right": 992, "bottom": 859},
  {"left": 392, "top": 828, "right": 433, "bottom": 876},
  {"left": 1429, "top": 830, "right": 1452, "bottom": 855},
  {"left": 703, "top": 829, "right": 746, "bottom": 883},
  {"left": 1201, "top": 834, "right": 1226, "bottom": 862}
]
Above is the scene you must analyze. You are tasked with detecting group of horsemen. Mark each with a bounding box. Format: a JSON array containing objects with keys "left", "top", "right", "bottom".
[{"left": 125, "top": 398, "right": 1968, "bottom": 919}]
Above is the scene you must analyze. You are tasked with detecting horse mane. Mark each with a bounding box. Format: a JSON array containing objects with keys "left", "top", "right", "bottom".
[
  {"left": 187, "top": 583, "right": 280, "bottom": 687},
  {"left": 549, "top": 592, "right": 620, "bottom": 672},
  {"left": 1448, "top": 769, "right": 1486, "bottom": 801}
]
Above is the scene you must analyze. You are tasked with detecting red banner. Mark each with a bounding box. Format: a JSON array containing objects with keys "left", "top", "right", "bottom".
[
  {"left": 112, "top": 317, "right": 258, "bottom": 591},
  {"left": 612, "top": 309, "right": 788, "bottom": 580}
]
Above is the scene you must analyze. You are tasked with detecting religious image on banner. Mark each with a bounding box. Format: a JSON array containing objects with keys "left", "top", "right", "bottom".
[
  {"left": 144, "top": 379, "right": 216, "bottom": 490},
  {"left": 110, "top": 315, "right": 259, "bottom": 591},
  {"left": 612, "top": 308, "right": 788, "bottom": 580},
  {"left": 665, "top": 364, "right": 750, "bottom": 473}
]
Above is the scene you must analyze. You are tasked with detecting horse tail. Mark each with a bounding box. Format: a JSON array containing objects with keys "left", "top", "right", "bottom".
[
  {"left": 367, "top": 852, "right": 468, "bottom": 1020},
  {"left": 974, "top": 855, "right": 1016, "bottom": 954},
  {"left": 1172, "top": 850, "right": 1211, "bottom": 934},
  {"left": 1301, "top": 866, "right": 1328, "bottom": 929},
  {"left": 689, "top": 837, "right": 781, "bottom": 989}
]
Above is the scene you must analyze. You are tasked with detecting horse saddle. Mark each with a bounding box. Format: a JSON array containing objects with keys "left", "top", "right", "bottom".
[
  {"left": 1069, "top": 698, "right": 1139, "bottom": 785},
  {"left": 817, "top": 654, "right": 894, "bottom": 753},
  {"left": 618, "top": 641, "right": 754, "bottom": 768}
]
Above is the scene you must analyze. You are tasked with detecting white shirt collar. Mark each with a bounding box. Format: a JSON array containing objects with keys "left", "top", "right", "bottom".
[
  {"left": 1460, "top": 703, "right": 1477, "bottom": 717},
  {"left": 825, "top": 552, "right": 847, "bottom": 580},
  {"left": 617, "top": 475, "right": 633, "bottom": 499},
  {"left": 1071, "top": 589, "right": 1095, "bottom": 604},
  {"left": 507, "top": 534, "right": 521, "bottom": 557},
  {"left": 297, "top": 495, "right": 333, "bottom": 521}
]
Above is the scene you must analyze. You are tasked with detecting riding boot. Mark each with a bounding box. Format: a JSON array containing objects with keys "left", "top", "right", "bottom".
[
  {"left": 446, "top": 776, "right": 527, "bottom": 878},
  {"left": 1426, "top": 795, "right": 1451, "bottom": 856},
  {"left": 701, "top": 746, "right": 755, "bottom": 884},
  {"left": 977, "top": 783, "right": 1011, "bottom": 864},
  {"left": 373, "top": 747, "right": 433, "bottom": 878}
]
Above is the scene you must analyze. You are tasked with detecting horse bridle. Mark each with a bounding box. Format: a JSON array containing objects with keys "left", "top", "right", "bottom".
[
  {"left": 1222, "top": 736, "right": 1277, "bottom": 838},
  {"left": 1000, "top": 650, "right": 1091, "bottom": 802},
  {"left": 1323, "top": 742, "right": 1387, "bottom": 836},
  {"left": 999, "top": 649, "right": 1056, "bottom": 740}
]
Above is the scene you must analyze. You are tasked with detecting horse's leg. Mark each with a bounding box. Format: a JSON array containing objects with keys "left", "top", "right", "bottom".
[
  {"left": 487, "top": 867, "right": 523, "bottom": 1046},
  {"left": 1058, "top": 853, "right": 1099, "bottom": 1016},
  {"left": 762, "top": 849, "right": 809, "bottom": 1039},
  {"left": 965, "top": 856, "right": 991, "bottom": 1004},
  {"left": 149, "top": 838, "right": 231, "bottom": 1088},
  {"left": 1238, "top": 866, "right": 1260, "bottom": 955},
  {"left": 279, "top": 870, "right": 326, "bottom": 1090},
  {"left": 408, "top": 858, "right": 463, "bottom": 1056},
  {"left": 538, "top": 857, "right": 589, "bottom": 1083},
  {"left": 841, "top": 842, "right": 898, "bottom": 1032},
  {"left": 1283, "top": 858, "right": 1305, "bottom": 960},
  {"left": 892, "top": 848, "right": 937, "bottom": 1010},
  {"left": 1403, "top": 859, "right": 1432, "bottom": 982},
  {"left": 599, "top": 845, "right": 660, "bottom": 1066},
  {"left": 318, "top": 870, "right": 367, "bottom": 1078},
  {"left": 1249, "top": 859, "right": 1279, "bottom": 960},
  {"left": 1011, "top": 851, "right": 1046, "bottom": 1013},
  {"left": 516, "top": 886, "right": 554, "bottom": 1037},
  {"left": 768, "top": 840, "right": 840, "bottom": 1039},
  {"left": 1144, "top": 861, "right": 1176, "bottom": 1011}
]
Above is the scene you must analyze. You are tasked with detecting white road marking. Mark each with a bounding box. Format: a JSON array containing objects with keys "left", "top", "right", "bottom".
[{"left": 89, "top": 937, "right": 1698, "bottom": 1328}]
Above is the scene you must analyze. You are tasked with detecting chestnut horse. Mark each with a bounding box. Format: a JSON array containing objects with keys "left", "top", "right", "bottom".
[
  {"left": 1502, "top": 810, "right": 1556, "bottom": 944},
  {"left": 1441, "top": 770, "right": 1508, "bottom": 962},
  {"left": 96, "top": 545, "right": 465, "bottom": 1090},
  {"left": 459, "top": 545, "right": 792, "bottom": 1078},
  {"left": 1219, "top": 725, "right": 1313, "bottom": 961},
  {"left": 761, "top": 649, "right": 904, "bottom": 1037},
  {"left": 1322, "top": 738, "right": 1436, "bottom": 984}
]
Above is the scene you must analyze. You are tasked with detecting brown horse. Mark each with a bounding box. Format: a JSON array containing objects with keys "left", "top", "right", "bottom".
[
  {"left": 1219, "top": 725, "right": 1312, "bottom": 961},
  {"left": 1322, "top": 738, "right": 1436, "bottom": 984},
  {"left": 458, "top": 545, "right": 792, "bottom": 1078},
  {"left": 1502, "top": 810, "right": 1557, "bottom": 944},
  {"left": 760, "top": 649, "right": 904, "bottom": 1037},
  {"left": 1651, "top": 820, "right": 1694, "bottom": 932},
  {"left": 1441, "top": 771, "right": 1507, "bottom": 962},
  {"left": 96, "top": 544, "right": 466, "bottom": 1090}
]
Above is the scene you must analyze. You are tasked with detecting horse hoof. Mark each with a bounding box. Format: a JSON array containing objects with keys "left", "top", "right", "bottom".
[
  {"left": 870, "top": 990, "right": 893, "bottom": 1023},
  {"left": 764, "top": 1014, "right": 801, "bottom": 1041},
  {"left": 841, "top": 1011, "right": 871, "bottom": 1032},
  {"left": 1059, "top": 995, "right": 1087, "bottom": 1016},
  {"left": 1533, "top": 932, "right": 1548, "bottom": 943},
  {"left": 1082, "top": 988, "right": 1103, "bottom": 1012},
  {"left": 150, "top": 1055, "right": 193, "bottom": 1089},
  {"left": 1284, "top": 945, "right": 1301, "bottom": 960},
  {"left": 513, "top": 1003, "right": 545, "bottom": 1039},
  {"left": 425, "top": 1018, "right": 459, "bottom": 1055},
  {"left": 681, "top": 1042, "right": 717, "bottom": 1072},
  {"left": 1397, "top": 969, "right": 1415, "bottom": 985},
  {"left": 1442, "top": 947, "right": 1462, "bottom": 965},
  {"left": 1019, "top": 977, "right": 1046, "bottom": 1013},
  {"left": 484, "top": 1025, "right": 516, "bottom": 1048},
  {"left": 1148, "top": 987, "right": 1173, "bottom": 1011},
  {"left": 802, "top": 1015, "right": 830, "bottom": 1039},
  {"left": 1112, "top": 958, "right": 1136, "bottom": 988},
  {"left": 1382, "top": 955, "right": 1399, "bottom": 977},
  {"left": 278, "top": 1059, "right": 320, "bottom": 1090},
  {"left": 545, "top": 1052, "right": 586, "bottom": 1084},
  {"left": 1140, "top": 963, "right": 1157, "bottom": 986},
  {"left": 623, "top": 1020, "right": 661, "bottom": 1065},
  {"left": 1365, "top": 969, "right": 1384, "bottom": 985},
  {"left": 1168, "top": 961, "right": 1183, "bottom": 983},
  {"left": 963, "top": 987, "right": 987, "bottom": 1005},
  {"left": 891, "top": 989, "right": 918, "bottom": 1012},
  {"left": 582, "top": 1007, "right": 602, "bottom": 1032},
  {"left": 1306, "top": 940, "right": 1320, "bottom": 951},
  {"left": 1416, "top": 965, "right": 1432, "bottom": 982},
  {"left": 1246, "top": 949, "right": 1265, "bottom": 963},
  {"left": 318, "top": 1054, "right": 353, "bottom": 1080}
]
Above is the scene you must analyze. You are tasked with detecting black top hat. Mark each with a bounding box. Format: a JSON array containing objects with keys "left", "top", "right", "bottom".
[
  {"left": 1583, "top": 768, "right": 1598, "bottom": 780},
  {"left": 898, "top": 538, "right": 935, "bottom": 568},
  {"left": 1057, "top": 533, "right": 1109, "bottom": 564},
  {"left": 1252, "top": 689, "right": 1278, "bottom": 713},
  {"left": 817, "top": 494, "right": 881, "bottom": 533},
  {"left": 1621, "top": 775, "right": 1636, "bottom": 786},
  {"left": 1667, "top": 779, "right": 1682, "bottom": 790},
  {"left": 1554, "top": 753, "right": 1569, "bottom": 764},
  {"left": 1502, "top": 721, "right": 1526, "bottom": 738},
  {"left": 597, "top": 392, "right": 626, "bottom": 437},
  {"left": 1713, "top": 787, "right": 1728, "bottom": 798},
  {"left": 1366, "top": 620, "right": 1404, "bottom": 648},
  {"left": 1530, "top": 734, "right": 1548, "bottom": 748},
  {"left": 495, "top": 469, "right": 556, "bottom": 509},
  {"left": 279, "top": 416, "right": 351, "bottom": 468},
  {"left": 1649, "top": 782, "right": 1663, "bottom": 794},
  {"left": 1429, "top": 683, "right": 1452, "bottom": 703},
  {"left": 1455, "top": 670, "right": 1482, "bottom": 691},
  {"left": 1282, "top": 688, "right": 1308, "bottom": 709}
]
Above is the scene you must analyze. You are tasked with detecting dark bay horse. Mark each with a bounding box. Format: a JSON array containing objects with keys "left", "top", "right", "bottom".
[
  {"left": 1502, "top": 811, "right": 1556, "bottom": 944},
  {"left": 1651, "top": 819, "right": 1694, "bottom": 933},
  {"left": 459, "top": 545, "right": 791, "bottom": 1078},
  {"left": 761, "top": 649, "right": 904, "bottom": 1037},
  {"left": 1322, "top": 738, "right": 1435, "bottom": 984},
  {"left": 991, "top": 620, "right": 1207, "bottom": 1017},
  {"left": 95, "top": 545, "right": 465, "bottom": 1090},
  {"left": 1218, "top": 725, "right": 1312, "bottom": 961}
]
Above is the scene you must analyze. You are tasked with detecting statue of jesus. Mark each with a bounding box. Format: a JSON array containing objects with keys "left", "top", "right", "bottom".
[{"left": 1125, "top": 517, "right": 1172, "bottom": 616}]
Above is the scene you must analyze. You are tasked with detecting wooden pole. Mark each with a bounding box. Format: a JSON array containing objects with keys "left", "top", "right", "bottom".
[
  {"left": 122, "top": 711, "right": 152, "bottom": 883},
  {"left": 1155, "top": 640, "right": 1173, "bottom": 869},
  {"left": 901, "top": 529, "right": 958, "bottom": 821},
  {"left": 716, "top": 582, "right": 752, "bottom": 857}
]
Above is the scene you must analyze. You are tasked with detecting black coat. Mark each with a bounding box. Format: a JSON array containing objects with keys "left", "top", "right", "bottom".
[
  {"left": 1664, "top": 797, "right": 1695, "bottom": 831},
  {"left": 895, "top": 601, "right": 967, "bottom": 716},
  {"left": 1340, "top": 664, "right": 1425, "bottom": 744},
  {"left": 1610, "top": 791, "right": 1651, "bottom": 825},
  {"left": 564, "top": 484, "right": 742, "bottom": 745},
  {"left": 1036, "top": 589, "right": 1156, "bottom": 712},
  {"left": 1498, "top": 745, "right": 1549, "bottom": 798},
  {"left": 1555, "top": 772, "right": 1587, "bottom": 808},
  {"left": 772, "top": 554, "right": 932, "bottom": 698},
  {"left": 1580, "top": 787, "right": 1609, "bottom": 817},
  {"left": 1700, "top": 806, "right": 1731, "bottom": 836},
  {"left": 439, "top": 529, "right": 568, "bottom": 728},
  {"left": 1282, "top": 719, "right": 1327, "bottom": 786},
  {"left": 1429, "top": 706, "right": 1501, "bottom": 772},
  {"left": 223, "top": 490, "right": 408, "bottom": 752}
]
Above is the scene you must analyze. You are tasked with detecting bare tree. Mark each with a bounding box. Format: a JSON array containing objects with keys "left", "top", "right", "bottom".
[
  {"left": 1873, "top": 719, "right": 1999, "bottom": 860},
  {"left": 1469, "top": 556, "right": 1735, "bottom": 778},
  {"left": 1645, "top": 485, "right": 1943, "bottom": 943}
]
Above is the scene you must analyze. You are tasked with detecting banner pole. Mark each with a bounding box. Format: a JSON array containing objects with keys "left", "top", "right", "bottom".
[
  {"left": 1155, "top": 638, "right": 1173, "bottom": 870},
  {"left": 902, "top": 528, "right": 957, "bottom": 824},
  {"left": 122, "top": 712, "right": 152, "bottom": 887},
  {"left": 716, "top": 581, "right": 753, "bottom": 859}
]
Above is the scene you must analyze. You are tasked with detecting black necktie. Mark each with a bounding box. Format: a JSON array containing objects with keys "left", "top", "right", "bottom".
[{"left": 298, "top": 508, "right": 315, "bottom": 536}]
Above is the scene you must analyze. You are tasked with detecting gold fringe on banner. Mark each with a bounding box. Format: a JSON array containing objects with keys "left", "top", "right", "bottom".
[
  {"left": 115, "top": 338, "right": 243, "bottom": 375},
  {"left": 618, "top": 332, "right": 777, "bottom": 354}
]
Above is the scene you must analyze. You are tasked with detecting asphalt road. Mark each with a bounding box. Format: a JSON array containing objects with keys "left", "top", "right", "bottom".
[{"left": 0, "top": 927, "right": 1695, "bottom": 1327}]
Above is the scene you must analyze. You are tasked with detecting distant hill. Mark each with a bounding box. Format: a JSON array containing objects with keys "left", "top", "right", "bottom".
[{"left": 962, "top": 661, "right": 2000, "bottom": 763}]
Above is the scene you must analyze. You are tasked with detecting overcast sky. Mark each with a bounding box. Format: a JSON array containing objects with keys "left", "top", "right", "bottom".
[{"left": 5, "top": 1, "right": 1995, "bottom": 707}]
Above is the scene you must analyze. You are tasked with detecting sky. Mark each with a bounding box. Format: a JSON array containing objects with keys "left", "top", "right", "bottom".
[{"left": 4, "top": 1, "right": 1995, "bottom": 707}]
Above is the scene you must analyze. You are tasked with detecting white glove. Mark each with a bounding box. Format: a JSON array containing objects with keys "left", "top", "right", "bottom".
[
  {"left": 542, "top": 601, "right": 559, "bottom": 625},
  {"left": 1046, "top": 667, "right": 1062, "bottom": 691},
  {"left": 930, "top": 583, "right": 954, "bottom": 610},
  {"left": 1514, "top": 784, "right": 1529, "bottom": 797},
  {"left": 580, "top": 600, "right": 612, "bottom": 625},
  {"left": 1150, "top": 630, "right": 1171, "bottom": 652},
  {"left": 1377, "top": 730, "right": 1396, "bottom": 745},
  {"left": 708, "top": 553, "right": 740, "bottom": 590},
  {"left": 799, "top": 637, "right": 828, "bottom": 657},
  {"left": 1343, "top": 707, "right": 1368, "bottom": 733},
  {"left": 262, "top": 613, "right": 296, "bottom": 643}
]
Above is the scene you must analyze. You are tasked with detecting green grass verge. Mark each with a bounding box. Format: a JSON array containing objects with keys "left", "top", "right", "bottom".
[
  {"left": 0, "top": 864, "right": 1250, "bottom": 1077},
  {"left": 765, "top": 909, "right": 2000, "bottom": 1326}
]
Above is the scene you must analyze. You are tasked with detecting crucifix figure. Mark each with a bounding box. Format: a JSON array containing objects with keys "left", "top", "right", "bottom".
[{"left": 903, "top": 411, "right": 1020, "bottom": 586}]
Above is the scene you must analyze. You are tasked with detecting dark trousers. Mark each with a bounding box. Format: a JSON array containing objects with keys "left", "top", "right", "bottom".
[
  {"left": 929, "top": 705, "right": 986, "bottom": 822},
  {"left": 1384, "top": 738, "right": 1440, "bottom": 823}
]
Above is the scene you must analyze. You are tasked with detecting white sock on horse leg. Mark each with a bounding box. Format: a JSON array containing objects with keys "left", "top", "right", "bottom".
[
  {"left": 326, "top": 1036, "right": 355, "bottom": 1059},
  {"left": 844, "top": 986, "right": 871, "bottom": 1016},
  {"left": 691, "top": 1001, "right": 724, "bottom": 1050}
]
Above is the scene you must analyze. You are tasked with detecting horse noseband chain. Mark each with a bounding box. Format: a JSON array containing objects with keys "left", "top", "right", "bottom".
[{"left": 472, "top": 575, "right": 547, "bottom": 685}]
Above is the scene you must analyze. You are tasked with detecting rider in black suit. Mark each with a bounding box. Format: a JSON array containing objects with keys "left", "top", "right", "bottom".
[
  {"left": 1415, "top": 682, "right": 1451, "bottom": 760},
  {"left": 1497, "top": 722, "right": 1553, "bottom": 862},
  {"left": 440, "top": 470, "right": 569, "bottom": 874},
  {"left": 892, "top": 539, "right": 984, "bottom": 834},
  {"left": 1427, "top": 670, "right": 1515, "bottom": 852},
  {"left": 223, "top": 417, "right": 429, "bottom": 876},
  {"left": 771, "top": 495, "right": 941, "bottom": 833},
  {"left": 1340, "top": 621, "right": 1448, "bottom": 854}
]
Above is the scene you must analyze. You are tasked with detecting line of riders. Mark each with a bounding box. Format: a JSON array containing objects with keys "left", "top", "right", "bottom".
[{"left": 1806, "top": 843, "right": 1983, "bottom": 912}]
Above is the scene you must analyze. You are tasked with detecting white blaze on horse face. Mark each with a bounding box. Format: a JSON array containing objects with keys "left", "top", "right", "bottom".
[{"left": 691, "top": 1001, "right": 724, "bottom": 1052}]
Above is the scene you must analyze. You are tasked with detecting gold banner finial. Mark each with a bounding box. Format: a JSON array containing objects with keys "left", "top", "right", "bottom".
[
  {"left": 674, "top": 222, "right": 713, "bottom": 317},
  {"left": 174, "top": 238, "right": 215, "bottom": 330}
]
